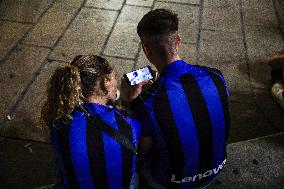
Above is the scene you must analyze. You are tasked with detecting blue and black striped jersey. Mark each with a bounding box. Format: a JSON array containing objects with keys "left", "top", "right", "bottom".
[
  {"left": 51, "top": 103, "right": 141, "bottom": 189},
  {"left": 131, "top": 60, "right": 230, "bottom": 189}
]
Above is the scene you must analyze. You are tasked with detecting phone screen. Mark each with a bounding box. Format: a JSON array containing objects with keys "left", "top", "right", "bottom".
[{"left": 125, "top": 66, "right": 153, "bottom": 86}]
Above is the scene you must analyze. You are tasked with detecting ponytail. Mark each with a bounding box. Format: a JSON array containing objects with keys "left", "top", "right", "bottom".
[
  {"left": 41, "top": 55, "right": 113, "bottom": 126},
  {"left": 41, "top": 65, "right": 82, "bottom": 126}
]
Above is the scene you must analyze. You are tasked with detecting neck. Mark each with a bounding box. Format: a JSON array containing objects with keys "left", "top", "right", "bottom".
[
  {"left": 85, "top": 95, "right": 108, "bottom": 105},
  {"left": 155, "top": 54, "right": 181, "bottom": 73}
]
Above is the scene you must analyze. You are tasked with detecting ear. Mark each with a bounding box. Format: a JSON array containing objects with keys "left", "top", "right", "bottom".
[
  {"left": 142, "top": 43, "right": 151, "bottom": 59},
  {"left": 176, "top": 34, "right": 181, "bottom": 47},
  {"left": 104, "top": 77, "right": 111, "bottom": 86},
  {"left": 103, "top": 75, "right": 111, "bottom": 91}
]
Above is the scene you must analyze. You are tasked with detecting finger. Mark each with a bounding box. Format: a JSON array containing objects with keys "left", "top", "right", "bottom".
[
  {"left": 141, "top": 80, "right": 152, "bottom": 85},
  {"left": 132, "top": 82, "right": 143, "bottom": 88}
]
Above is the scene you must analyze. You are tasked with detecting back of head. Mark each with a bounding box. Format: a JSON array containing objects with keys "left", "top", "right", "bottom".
[
  {"left": 137, "top": 9, "right": 179, "bottom": 60},
  {"left": 41, "top": 55, "right": 113, "bottom": 125},
  {"left": 70, "top": 55, "right": 113, "bottom": 98}
]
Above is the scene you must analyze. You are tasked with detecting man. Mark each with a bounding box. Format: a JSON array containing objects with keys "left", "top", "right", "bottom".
[{"left": 130, "top": 9, "right": 230, "bottom": 188}]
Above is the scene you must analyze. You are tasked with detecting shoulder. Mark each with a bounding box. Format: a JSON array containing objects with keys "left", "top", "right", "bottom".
[
  {"left": 192, "top": 65, "right": 224, "bottom": 77},
  {"left": 131, "top": 80, "right": 160, "bottom": 107},
  {"left": 141, "top": 80, "right": 160, "bottom": 100},
  {"left": 52, "top": 108, "right": 87, "bottom": 128},
  {"left": 70, "top": 108, "right": 87, "bottom": 123}
]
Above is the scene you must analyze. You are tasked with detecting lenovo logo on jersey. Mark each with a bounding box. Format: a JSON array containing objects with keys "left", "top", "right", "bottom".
[{"left": 171, "top": 159, "right": 226, "bottom": 183}]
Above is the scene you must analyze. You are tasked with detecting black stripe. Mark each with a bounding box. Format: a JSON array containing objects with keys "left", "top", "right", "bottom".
[
  {"left": 56, "top": 125, "right": 79, "bottom": 189},
  {"left": 86, "top": 118, "right": 109, "bottom": 188},
  {"left": 139, "top": 80, "right": 159, "bottom": 101},
  {"left": 115, "top": 112, "right": 134, "bottom": 188},
  {"left": 153, "top": 85, "right": 184, "bottom": 188},
  {"left": 180, "top": 74, "right": 213, "bottom": 173},
  {"left": 207, "top": 71, "right": 230, "bottom": 158}
]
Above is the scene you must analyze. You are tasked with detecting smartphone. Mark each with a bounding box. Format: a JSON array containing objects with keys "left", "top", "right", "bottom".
[{"left": 124, "top": 66, "right": 154, "bottom": 86}]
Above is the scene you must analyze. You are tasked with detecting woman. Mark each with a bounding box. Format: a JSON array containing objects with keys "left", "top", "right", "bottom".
[{"left": 41, "top": 55, "right": 141, "bottom": 189}]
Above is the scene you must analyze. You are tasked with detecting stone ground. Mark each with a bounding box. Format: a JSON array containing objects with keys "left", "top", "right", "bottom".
[{"left": 0, "top": 0, "right": 283, "bottom": 188}]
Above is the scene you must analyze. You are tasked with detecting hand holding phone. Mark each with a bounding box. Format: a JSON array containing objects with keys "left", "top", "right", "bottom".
[
  {"left": 123, "top": 66, "right": 154, "bottom": 86},
  {"left": 129, "top": 80, "right": 153, "bottom": 100}
]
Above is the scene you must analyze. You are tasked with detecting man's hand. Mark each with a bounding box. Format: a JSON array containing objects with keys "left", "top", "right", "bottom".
[
  {"left": 120, "top": 78, "right": 152, "bottom": 102},
  {"left": 129, "top": 80, "right": 152, "bottom": 100}
]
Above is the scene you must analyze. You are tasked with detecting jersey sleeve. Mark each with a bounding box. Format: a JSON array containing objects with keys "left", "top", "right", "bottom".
[
  {"left": 130, "top": 96, "right": 153, "bottom": 137},
  {"left": 206, "top": 67, "right": 231, "bottom": 142},
  {"left": 206, "top": 67, "right": 230, "bottom": 104}
]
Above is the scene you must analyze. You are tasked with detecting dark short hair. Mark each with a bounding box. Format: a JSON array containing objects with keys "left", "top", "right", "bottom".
[{"left": 137, "top": 9, "right": 178, "bottom": 38}]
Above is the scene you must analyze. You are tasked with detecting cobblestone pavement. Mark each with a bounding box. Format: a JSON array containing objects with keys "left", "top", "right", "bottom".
[{"left": 0, "top": 0, "right": 283, "bottom": 188}]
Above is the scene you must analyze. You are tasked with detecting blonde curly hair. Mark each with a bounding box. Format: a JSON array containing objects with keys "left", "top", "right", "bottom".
[{"left": 41, "top": 55, "right": 113, "bottom": 126}]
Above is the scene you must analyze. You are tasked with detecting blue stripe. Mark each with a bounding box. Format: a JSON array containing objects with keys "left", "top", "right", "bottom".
[
  {"left": 165, "top": 78, "right": 200, "bottom": 180},
  {"left": 101, "top": 111, "right": 122, "bottom": 189},
  {"left": 86, "top": 104, "right": 124, "bottom": 188},
  {"left": 69, "top": 117, "right": 95, "bottom": 188},
  {"left": 51, "top": 128, "right": 70, "bottom": 189},
  {"left": 126, "top": 117, "right": 141, "bottom": 173},
  {"left": 195, "top": 75, "right": 226, "bottom": 168},
  {"left": 125, "top": 117, "right": 140, "bottom": 147}
]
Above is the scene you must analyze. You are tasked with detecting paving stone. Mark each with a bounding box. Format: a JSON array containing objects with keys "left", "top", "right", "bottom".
[
  {"left": 105, "top": 56, "right": 135, "bottom": 86},
  {"left": 202, "top": 5, "right": 242, "bottom": 33},
  {"left": 23, "top": 1, "right": 83, "bottom": 47},
  {"left": 0, "top": 21, "right": 31, "bottom": 61},
  {"left": 103, "top": 23, "right": 140, "bottom": 59},
  {"left": 49, "top": 8, "right": 118, "bottom": 62},
  {"left": 253, "top": 89, "right": 284, "bottom": 132},
  {"left": 275, "top": 0, "right": 284, "bottom": 25},
  {"left": 199, "top": 30, "right": 245, "bottom": 62},
  {"left": 118, "top": 5, "right": 150, "bottom": 23},
  {"left": 0, "top": 0, "right": 52, "bottom": 23},
  {"left": 0, "top": 137, "right": 54, "bottom": 189},
  {"left": 201, "top": 59, "right": 253, "bottom": 101},
  {"left": 157, "top": 0, "right": 200, "bottom": 5},
  {"left": 135, "top": 49, "right": 156, "bottom": 71},
  {"left": 136, "top": 48, "right": 156, "bottom": 70},
  {"left": 104, "top": 5, "right": 150, "bottom": 59},
  {"left": 126, "top": 0, "right": 154, "bottom": 7},
  {"left": 179, "top": 43, "right": 197, "bottom": 64},
  {"left": 228, "top": 101, "right": 278, "bottom": 143},
  {"left": 0, "top": 45, "right": 50, "bottom": 122},
  {"left": 245, "top": 25, "right": 284, "bottom": 63},
  {"left": 248, "top": 60, "right": 271, "bottom": 90},
  {"left": 85, "top": 0, "right": 124, "bottom": 10},
  {"left": 154, "top": 2, "right": 199, "bottom": 44},
  {"left": 245, "top": 25, "right": 284, "bottom": 89},
  {"left": 1, "top": 61, "right": 66, "bottom": 142},
  {"left": 229, "top": 90, "right": 255, "bottom": 104},
  {"left": 210, "top": 133, "right": 284, "bottom": 188},
  {"left": 242, "top": 0, "right": 278, "bottom": 27},
  {"left": 203, "top": 0, "right": 238, "bottom": 8},
  {"left": 55, "top": 0, "right": 84, "bottom": 7},
  {"left": 199, "top": 30, "right": 252, "bottom": 96}
]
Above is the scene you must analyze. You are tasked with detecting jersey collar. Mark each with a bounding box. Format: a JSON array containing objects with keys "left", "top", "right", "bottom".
[
  {"left": 84, "top": 102, "right": 112, "bottom": 115},
  {"left": 160, "top": 59, "right": 191, "bottom": 78}
]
